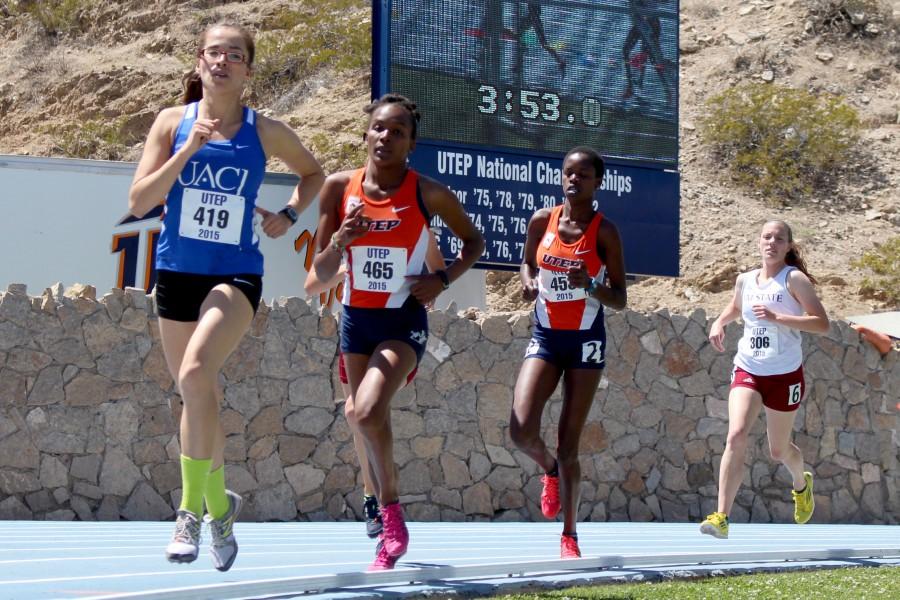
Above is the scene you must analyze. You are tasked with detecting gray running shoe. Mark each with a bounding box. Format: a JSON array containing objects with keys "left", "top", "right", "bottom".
[
  {"left": 204, "top": 490, "right": 243, "bottom": 572},
  {"left": 165, "top": 509, "right": 201, "bottom": 563},
  {"left": 364, "top": 495, "right": 383, "bottom": 539}
]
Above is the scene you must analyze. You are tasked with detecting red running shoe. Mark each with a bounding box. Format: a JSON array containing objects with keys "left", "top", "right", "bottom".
[
  {"left": 560, "top": 534, "right": 581, "bottom": 558},
  {"left": 379, "top": 502, "right": 409, "bottom": 558},
  {"left": 541, "top": 474, "right": 560, "bottom": 518}
]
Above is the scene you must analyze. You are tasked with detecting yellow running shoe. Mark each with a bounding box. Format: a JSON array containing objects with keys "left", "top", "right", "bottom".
[
  {"left": 792, "top": 471, "right": 815, "bottom": 524},
  {"left": 699, "top": 511, "right": 729, "bottom": 539}
]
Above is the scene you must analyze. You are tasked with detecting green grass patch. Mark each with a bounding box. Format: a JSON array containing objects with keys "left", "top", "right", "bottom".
[
  {"left": 46, "top": 116, "right": 134, "bottom": 160},
  {"left": 250, "top": 2, "right": 370, "bottom": 104},
  {"left": 702, "top": 83, "right": 860, "bottom": 202},
  {"left": 489, "top": 566, "right": 900, "bottom": 599},
  {"left": 4, "top": 0, "right": 97, "bottom": 35},
  {"left": 308, "top": 131, "right": 368, "bottom": 172},
  {"left": 853, "top": 236, "right": 900, "bottom": 305}
]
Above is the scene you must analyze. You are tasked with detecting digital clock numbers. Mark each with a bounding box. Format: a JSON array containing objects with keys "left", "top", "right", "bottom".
[{"left": 477, "top": 85, "right": 603, "bottom": 127}]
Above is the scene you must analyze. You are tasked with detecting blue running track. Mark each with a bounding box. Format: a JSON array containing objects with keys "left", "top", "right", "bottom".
[{"left": 0, "top": 521, "right": 897, "bottom": 599}]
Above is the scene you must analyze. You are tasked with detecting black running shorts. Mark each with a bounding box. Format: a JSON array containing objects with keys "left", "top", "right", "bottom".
[{"left": 155, "top": 269, "right": 262, "bottom": 322}]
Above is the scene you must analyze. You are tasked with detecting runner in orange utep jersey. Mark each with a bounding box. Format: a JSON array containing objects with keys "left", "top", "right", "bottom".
[
  {"left": 512, "top": 147, "right": 626, "bottom": 558},
  {"left": 308, "top": 94, "right": 484, "bottom": 570}
]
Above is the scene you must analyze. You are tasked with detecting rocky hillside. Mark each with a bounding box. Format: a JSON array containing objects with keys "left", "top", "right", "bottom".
[{"left": 0, "top": 0, "right": 897, "bottom": 318}]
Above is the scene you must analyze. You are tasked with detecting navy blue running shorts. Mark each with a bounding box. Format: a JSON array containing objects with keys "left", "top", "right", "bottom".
[
  {"left": 524, "top": 322, "right": 607, "bottom": 370},
  {"left": 340, "top": 298, "right": 428, "bottom": 363}
]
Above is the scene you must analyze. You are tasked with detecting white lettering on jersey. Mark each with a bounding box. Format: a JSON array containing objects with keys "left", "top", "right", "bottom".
[{"left": 178, "top": 162, "right": 250, "bottom": 196}]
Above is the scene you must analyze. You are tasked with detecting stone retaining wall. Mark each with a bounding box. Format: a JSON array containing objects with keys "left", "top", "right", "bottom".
[{"left": 0, "top": 284, "right": 897, "bottom": 524}]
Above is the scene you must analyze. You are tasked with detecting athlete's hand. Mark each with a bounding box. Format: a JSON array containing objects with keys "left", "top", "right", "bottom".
[
  {"left": 182, "top": 118, "right": 220, "bottom": 155},
  {"left": 566, "top": 260, "right": 591, "bottom": 290},
  {"left": 407, "top": 273, "right": 443, "bottom": 306},
  {"left": 708, "top": 320, "right": 726, "bottom": 353},
  {"left": 334, "top": 203, "right": 370, "bottom": 247},
  {"left": 256, "top": 206, "right": 291, "bottom": 239},
  {"left": 751, "top": 304, "right": 778, "bottom": 323},
  {"left": 521, "top": 277, "right": 539, "bottom": 301}
]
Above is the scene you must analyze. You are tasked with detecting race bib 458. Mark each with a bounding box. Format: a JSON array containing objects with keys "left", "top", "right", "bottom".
[{"left": 539, "top": 269, "right": 586, "bottom": 303}]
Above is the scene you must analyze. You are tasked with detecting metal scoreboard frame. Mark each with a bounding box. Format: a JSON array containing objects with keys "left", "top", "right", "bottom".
[{"left": 372, "top": 0, "right": 680, "bottom": 277}]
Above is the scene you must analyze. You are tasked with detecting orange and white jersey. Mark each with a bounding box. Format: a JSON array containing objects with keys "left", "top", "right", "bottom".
[
  {"left": 339, "top": 167, "right": 431, "bottom": 308},
  {"left": 534, "top": 205, "right": 606, "bottom": 330}
]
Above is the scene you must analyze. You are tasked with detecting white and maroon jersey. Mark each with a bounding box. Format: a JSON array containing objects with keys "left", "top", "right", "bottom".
[
  {"left": 339, "top": 167, "right": 431, "bottom": 308},
  {"left": 735, "top": 266, "right": 804, "bottom": 376},
  {"left": 534, "top": 205, "right": 606, "bottom": 330}
]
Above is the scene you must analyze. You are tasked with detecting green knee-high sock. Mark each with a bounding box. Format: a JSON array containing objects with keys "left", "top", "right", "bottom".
[
  {"left": 179, "top": 455, "right": 212, "bottom": 516},
  {"left": 205, "top": 466, "right": 229, "bottom": 520}
]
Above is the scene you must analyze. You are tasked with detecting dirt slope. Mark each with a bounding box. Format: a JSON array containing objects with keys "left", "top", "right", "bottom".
[{"left": 0, "top": 0, "right": 897, "bottom": 318}]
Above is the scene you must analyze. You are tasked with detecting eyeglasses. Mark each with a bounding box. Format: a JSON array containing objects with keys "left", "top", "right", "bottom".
[{"left": 199, "top": 47, "right": 247, "bottom": 64}]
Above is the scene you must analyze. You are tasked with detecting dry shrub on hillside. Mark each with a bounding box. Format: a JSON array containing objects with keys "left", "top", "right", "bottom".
[
  {"left": 702, "top": 83, "right": 860, "bottom": 202},
  {"left": 683, "top": 0, "right": 719, "bottom": 20},
  {"left": 249, "top": 2, "right": 370, "bottom": 106},
  {"left": 806, "top": 0, "right": 896, "bottom": 37},
  {"left": 853, "top": 237, "right": 900, "bottom": 305}
]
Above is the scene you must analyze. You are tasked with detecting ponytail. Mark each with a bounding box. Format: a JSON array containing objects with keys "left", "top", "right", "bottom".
[
  {"left": 181, "top": 69, "right": 202, "bottom": 104},
  {"left": 785, "top": 244, "right": 816, "bottom": 285}
]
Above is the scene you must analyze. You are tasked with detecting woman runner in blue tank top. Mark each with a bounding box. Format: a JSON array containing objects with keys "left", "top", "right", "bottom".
[{"left": 128, "top": 23, "right": 324, "bottom": 571}]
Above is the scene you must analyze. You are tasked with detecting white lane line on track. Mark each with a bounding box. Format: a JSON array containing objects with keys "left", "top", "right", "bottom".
[
  {"left": 5, "top": 542, "right": 889, "bottom": 564},
  {"left": 5, "top": 549, "right": 898, "bottom": 588},
  {"left": 0, "top": 554, "right": 561, "bottom": 585},
  {"left": 0, "top": 538, "right": 895, "bottom": 564},
  {"left": 1, "top": 531, "right": 890, "bottom": 541},
  {"left": 0, "top": 521, "right": 884, "bottom": 533}
]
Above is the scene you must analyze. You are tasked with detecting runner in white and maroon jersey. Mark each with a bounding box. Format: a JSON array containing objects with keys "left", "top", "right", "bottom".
[{"left": 700, "top": 220, "right": 829, "bottom": 540}]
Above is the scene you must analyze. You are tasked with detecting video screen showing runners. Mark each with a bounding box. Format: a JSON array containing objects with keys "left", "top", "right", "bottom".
[{"left": 390, "top": 0, "right": 679, "bottom": 165}]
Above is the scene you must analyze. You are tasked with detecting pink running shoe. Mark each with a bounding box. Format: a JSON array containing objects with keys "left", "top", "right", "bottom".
[
  {"left": 541, "top": 474, "right": 560, "bottom": 519},
  {"left": 379, "top": 502, "right": 409, "bottom": 558},
  {"left": 369, "top": 540, "right": 401, "bottom": 571},
  {"left": 560, "top": 534, "right": 581, "bottom": 558}
]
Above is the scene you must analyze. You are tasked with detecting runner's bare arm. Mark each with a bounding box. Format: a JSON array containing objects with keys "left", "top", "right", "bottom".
[
  {"left": 409, "top": 177, "right": 484, "bottom": 304},
  {"left": 308, "top": 172, "right": 365, "bottom": 288},
  {"left": 590, "top": 218, "right": 627, "bottom": 310},
  {"left": 424, "top": 230, "right": 446, "bottom": 273},
  {"left": 520, "top": 208, "right": 552, "bottom": 302},
  {"left": 709, "top": 274, "right": 744, "bottom": 352},
  {"left": 304, "top": 264, "right": 347, "bottom": 297},
  {"left": 258, "top": 117, "right": 325, "bottom": 216},
  {"left": 128, "top": 107, "right": 210, "bottom": 218}
]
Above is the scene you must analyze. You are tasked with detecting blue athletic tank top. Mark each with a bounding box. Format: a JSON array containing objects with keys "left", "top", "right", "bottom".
[{"left": 155, "top": 102, "right": 267, "bottom": 275}]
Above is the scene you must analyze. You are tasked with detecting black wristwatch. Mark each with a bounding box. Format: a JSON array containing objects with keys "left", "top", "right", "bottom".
[
  {"left": 436, "top": 269, "right": 450, "bottom": 290},
  {"left": 278, "top": 205, "right": 299, "bottom": 225}
]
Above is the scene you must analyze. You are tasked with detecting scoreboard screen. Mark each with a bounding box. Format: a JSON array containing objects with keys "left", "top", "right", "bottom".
[{"left": 373, "top": 0, "right": 680, "bottom": 275}]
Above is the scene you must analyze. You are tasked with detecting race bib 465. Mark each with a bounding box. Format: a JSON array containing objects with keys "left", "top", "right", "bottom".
[{"left": 351, "top": 246, "right": 407, "bottom": 293}]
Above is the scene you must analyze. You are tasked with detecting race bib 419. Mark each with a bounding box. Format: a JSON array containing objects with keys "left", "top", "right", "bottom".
[{"left": 179, "top": 188, "right": 245, "bottom": 245}]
